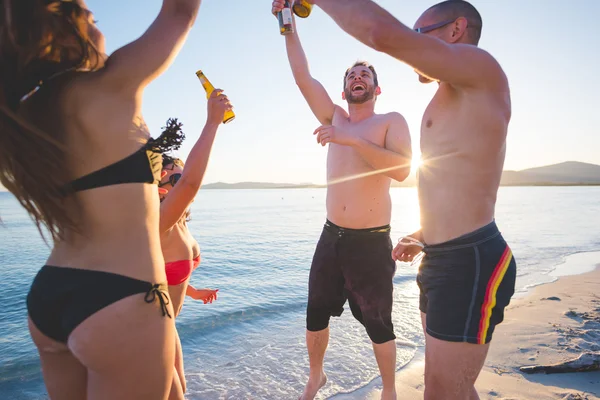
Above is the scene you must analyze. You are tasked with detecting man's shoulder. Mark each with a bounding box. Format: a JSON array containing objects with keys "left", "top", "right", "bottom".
[
  {"left": 452, "top": 45, "right": 509, "bottom": 92},
  {"left": 332, "top": 104, "right": 348, "bottom": 117},
  {"left": 378, "top": 111, "right": 408, "bottom": 125}
]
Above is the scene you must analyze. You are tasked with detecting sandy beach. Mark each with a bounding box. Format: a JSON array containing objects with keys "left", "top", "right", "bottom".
[{"left": 339, "top": 254, "right": 600, "bottom": 400}]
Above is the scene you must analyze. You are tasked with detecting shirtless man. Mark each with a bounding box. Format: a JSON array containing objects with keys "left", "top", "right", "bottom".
[
  {"left": 308, "top": 0, "right": 517, "bottom": 398},
  {"left": 271, "top": 2, "right": 412, "bottom": 399}
]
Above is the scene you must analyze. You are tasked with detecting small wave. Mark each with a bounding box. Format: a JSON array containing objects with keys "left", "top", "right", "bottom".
[
  {"left": 327, "top": 350, "right": 423, "bottom": 399},
  {"left": 178, "top": 300, "right": 308, "bottom": 336},
  {"left": 178, "top": 274, "right": 417, "bottom": 337}
]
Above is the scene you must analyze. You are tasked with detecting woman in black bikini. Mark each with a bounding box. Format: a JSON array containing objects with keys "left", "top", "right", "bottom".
[{"left": 0, "top": 0, "right": 201, "bottom": 398}]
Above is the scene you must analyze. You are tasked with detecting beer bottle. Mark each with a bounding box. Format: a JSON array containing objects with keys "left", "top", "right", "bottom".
[
  {"left": 195, "top": 70, "right": 235, "bottom": 124},
  {"left": 277, "top": 0, "right": 294, "bottom": 35},
  {"left": 292, "top": 0, "right": 313, "bottom": 18}
]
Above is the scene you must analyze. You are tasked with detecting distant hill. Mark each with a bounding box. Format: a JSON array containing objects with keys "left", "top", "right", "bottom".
[
  {"left": 201, "top": 161, "right": 600, "bottom": 189},
  {"left": 500, "top": 161, "right": 600, "bottom": 186}
]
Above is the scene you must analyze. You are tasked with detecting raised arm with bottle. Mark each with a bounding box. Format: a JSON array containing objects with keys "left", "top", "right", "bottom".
[
  {"left": 272, "top": 0, "right": 335, "bottom": 126},
  {"left": 159, "top": 90, "right": 231, "bottom": 232}
]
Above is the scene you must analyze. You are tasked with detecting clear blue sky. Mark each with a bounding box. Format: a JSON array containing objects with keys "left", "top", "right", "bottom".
[{"left": 87, "top": 0, "right": 598, "bottom": 185}]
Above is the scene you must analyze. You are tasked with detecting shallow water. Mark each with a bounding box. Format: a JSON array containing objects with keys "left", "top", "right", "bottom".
[{"left": 0, "top": 186, "right": 599, "bottom": 399}]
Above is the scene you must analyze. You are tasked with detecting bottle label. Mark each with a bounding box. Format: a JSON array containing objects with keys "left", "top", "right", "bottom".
[{"left": 282, "top": 8, "right": 292, "bottom": 25}]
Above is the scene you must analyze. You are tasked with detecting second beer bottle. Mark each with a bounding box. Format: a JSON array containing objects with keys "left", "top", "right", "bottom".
[{"left": 277, "top": 0, "right": 294, "bottom": 35}]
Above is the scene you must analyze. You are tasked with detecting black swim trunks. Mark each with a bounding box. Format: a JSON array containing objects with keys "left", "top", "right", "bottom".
[
  {"left": 306, "top": 219, "right": 396, "bottom": 344},
  {"left": 417, "top": 221, "right": 516, "bottom": 344}
]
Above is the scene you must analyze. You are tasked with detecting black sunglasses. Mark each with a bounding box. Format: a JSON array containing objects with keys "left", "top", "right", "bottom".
[
  {"left": 158, "top": 173, "right": 182, "bottom": 188},
  {"left": 414, "top": 19, "right": 455, "bottom": 33}
]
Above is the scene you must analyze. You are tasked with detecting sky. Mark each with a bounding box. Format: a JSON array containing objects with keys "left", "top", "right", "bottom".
[{"left": 35, "top": 1, "right": 600, "bottom": 185}]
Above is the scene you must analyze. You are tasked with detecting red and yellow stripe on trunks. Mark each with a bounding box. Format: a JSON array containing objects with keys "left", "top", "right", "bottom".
[{"left": 477, "top": 246, "right": 513, "bottom": 344}]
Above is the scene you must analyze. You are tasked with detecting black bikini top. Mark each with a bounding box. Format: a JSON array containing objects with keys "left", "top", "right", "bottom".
[
  {"left": 70, "top": 146, "right": 163, "bottom": 192},
  {"left": 17, "top": 64, "right": 186, "bottom": 193},
  {"left": 69, "top": 118, "right": 186, "bottom": 192}
]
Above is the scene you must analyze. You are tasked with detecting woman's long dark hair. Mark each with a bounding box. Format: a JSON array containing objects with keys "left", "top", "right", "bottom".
[
  {"left": 159, "top": 118, "right": 191, "bottom": 222},
  {"left": 0, "top": 0, "right": 102, "bottom": 241}
]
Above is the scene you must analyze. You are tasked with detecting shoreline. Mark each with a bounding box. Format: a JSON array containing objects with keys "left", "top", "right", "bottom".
[
  {"left": 2, "top": 184, "right": 600, "bottom": 194},
  {"left": 331, "top": 251, "right": 600, "bottom": 400},
  {"left": 512, "top": 251, "right": 600, "bottom": 300}
]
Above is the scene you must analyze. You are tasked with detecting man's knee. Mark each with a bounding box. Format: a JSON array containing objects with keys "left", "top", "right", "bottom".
[
  {"left": 351, "top": 300, "right": 395, "bottom": 344},
  {"left": 364, "top": 317, "right": 395, "bottom": 344},
  {"left": 306, "top": 306, "right": 334, "bottom": 332},
  {"left": 424, "top": 374, "right": 475, "bottom": 400}
]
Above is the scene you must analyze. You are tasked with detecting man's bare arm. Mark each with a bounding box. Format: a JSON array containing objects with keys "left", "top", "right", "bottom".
[
  {"left": 273, "top": 0, "right": 335, "bottom": 124},
  {"left": 159, "top": 120, "right": 218, "bottom": 233},
  {"left": 285, "top": 32, "right": 335, "bottom": 124},
  {"left": 351, "top": 113, "right": 412, "bottom": 182},
  {"left": 313, "top": 0, "right": 506, "bottom": 89}
]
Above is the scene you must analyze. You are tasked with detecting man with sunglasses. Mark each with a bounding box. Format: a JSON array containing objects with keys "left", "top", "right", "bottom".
[{"left": 308, "top": 0, "right": 516, "bottom": 399}]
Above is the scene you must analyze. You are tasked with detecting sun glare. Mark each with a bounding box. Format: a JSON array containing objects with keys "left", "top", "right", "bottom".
[{"left": 411, "top": 157, "right": 422, "bottom": 171}]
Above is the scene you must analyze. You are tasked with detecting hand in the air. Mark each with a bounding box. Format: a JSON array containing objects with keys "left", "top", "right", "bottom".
[
  {"left": 313, "top": 125, "right": 355, "bottom": 147},
  {"left": 207, "top": 89, "right": 232, "bottom": 125},
  {"left": 272, "top": 0, "right": 286, "bottom": 16}
]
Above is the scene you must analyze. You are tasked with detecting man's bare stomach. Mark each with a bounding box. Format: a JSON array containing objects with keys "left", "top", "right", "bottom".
[
  {"left": 417, "top": 81, "right": 510, "bottom": 244},
  {"left": 418, "top": 178, "right": 497, "bottom": 245},
  {"left": 325, "top": 181, "right": 392, "bottom": 229}
]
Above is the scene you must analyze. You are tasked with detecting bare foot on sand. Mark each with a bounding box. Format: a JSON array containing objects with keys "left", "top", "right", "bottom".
[
  {"left": 380, "top": 388, "right": 397, "bottom": 400},
  {"left": 299, "top": 372, "right": 327, "bottom": 400}
]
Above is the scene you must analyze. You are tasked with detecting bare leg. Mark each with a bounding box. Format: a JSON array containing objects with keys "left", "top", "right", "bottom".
[
  {"left": 300, "top": 328, "right": 329, "bottom": 400},
  {"left": 421, "top": 313, "right": 487, "bottom": 400},
  {"left": 70, "top": 293, "right": 176, "bottom": 400},
  {"left": 174, "top": 329, "right": 186, "bottom": 393},
  {"left": 169, "top": 280, "right": 189, "bottom": 393},
  {"left": 168, "top": 328, "right": 186, "bottom": 400},
  {"left": 168, "top": 367, "right": 185, "bottom": 400},
  {"left": 28, "top": 318, "right": 87, "bottom": 400},
  {"left": 372, "top": 340, "right": 397, "bottom": 400}
]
